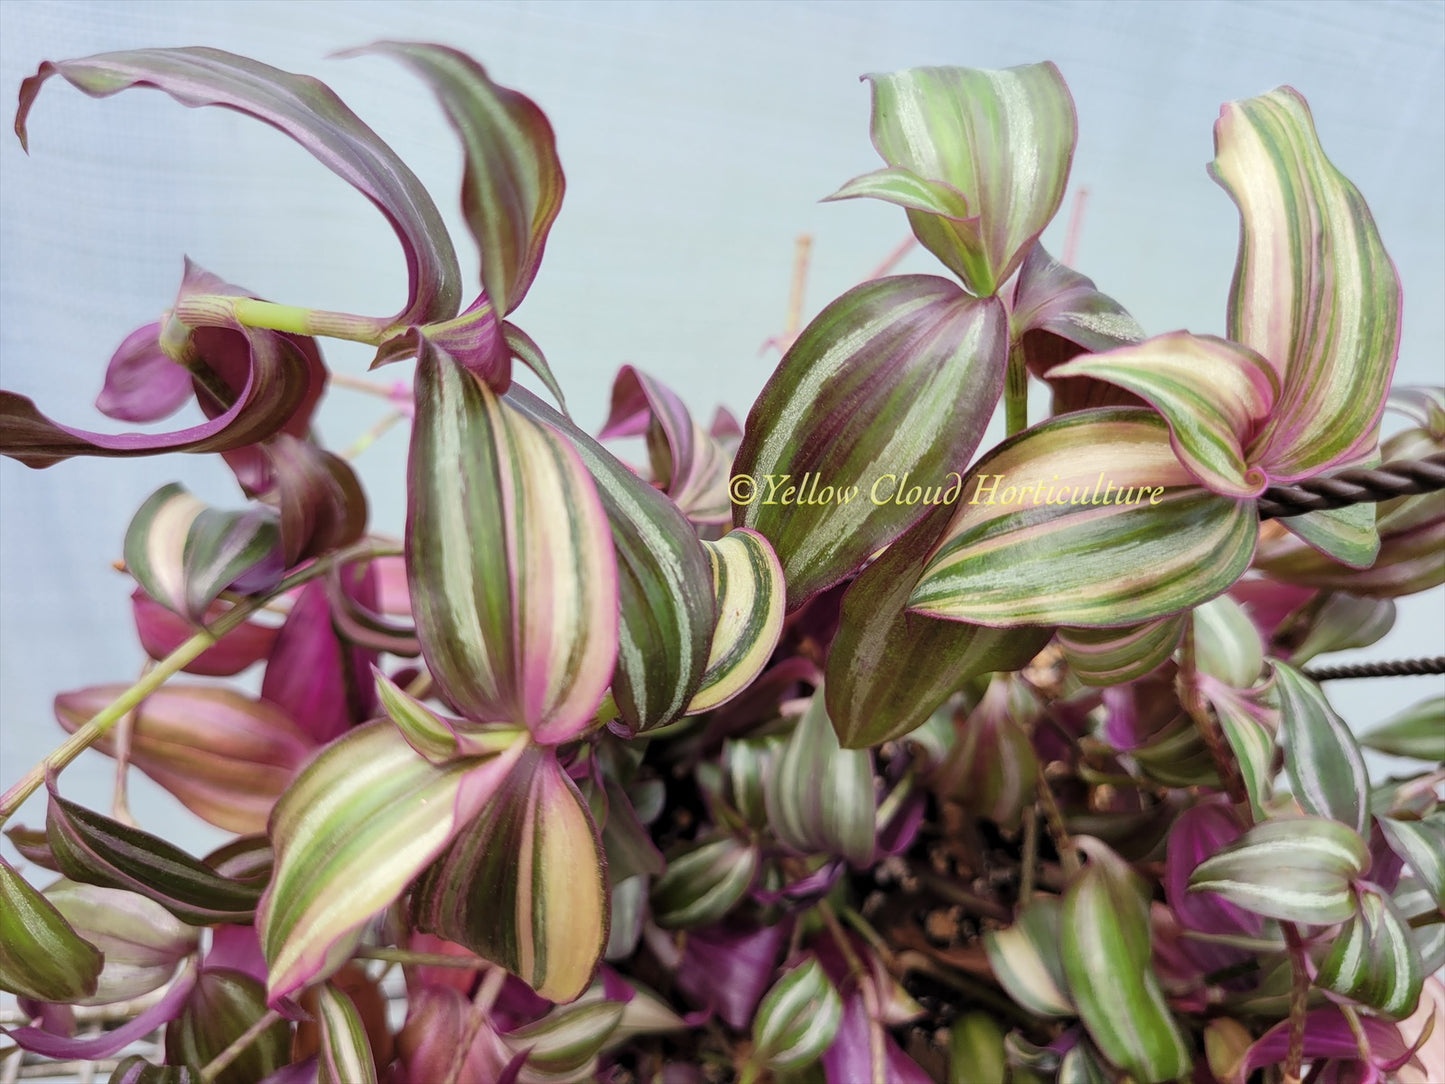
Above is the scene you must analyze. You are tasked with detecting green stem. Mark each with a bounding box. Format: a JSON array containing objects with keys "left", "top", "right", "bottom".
[
  {"left": 198, "top": 1006, "right": 283, "bottom": 1083},
  {"left": 1005, "top": 340, "right": 1029, "bottom": 436},
  {"left": 0, "top": 540, "right": 399, "bottom": 827},
  {"left": 354, "top": 947, "right": 488, "bottom": 969},
  {"left": 176, "top": 294, "right": 391, "bottom": 345}
]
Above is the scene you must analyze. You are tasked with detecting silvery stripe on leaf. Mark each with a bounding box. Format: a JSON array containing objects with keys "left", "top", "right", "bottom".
[
  {"left": 651, "top": 834, "right": 759, "bottom": 930},
  {"left": 507, "top": 384, "right": 714, "bottom": 732},
  {"left": 826, "top": 501, "right": 1050, "bottom": 748},
  {"left": 501, "top": 999, "right": 625, "bottom": 1076},
  {"left": 1213, "top": 87, "right": 1401, "bottom": 485},
  {"left": 16, "top": 46, "right": 460, "bottom": 327},
  {"left": 911, "top": 408, "right": 1259, "bottom": 627},
  {"left": 1193, "top": 594, "right": 1265, "bottom": 689},
  {"left": 1272, "top": 661, "right": 1369, "bottom": 834},
  {"left": 751, "top": 958, "right": 843, "bottom": 1071},
  {"left": 1199, "top": 675, "right": 1276, "bottom": 822},
  {"left": 407, "top": 345, "right": 617, "bottom": 743},
  {"left": 1378, "top": 814, "right": 1445, "bottom": 911},
  {"left": 828, "top": 63, "right": 1076, "bottom": 297},
  {"left": 1317, "top": 883, "right": 1424, "bottom": 1017},
  {"left": 734, "top": 275, "right": 1007, "bottom": 610},
  {"left": 982, "top": 896, "right": 1074, "bottom": 1018},
  {"left": 352, "top": 42, "right": 562, "bottom": 318}
]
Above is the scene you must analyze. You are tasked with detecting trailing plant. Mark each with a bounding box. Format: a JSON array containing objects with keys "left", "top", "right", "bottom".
[{"left": 1, "top": 41, "right": 1442, "bottom": 1084}]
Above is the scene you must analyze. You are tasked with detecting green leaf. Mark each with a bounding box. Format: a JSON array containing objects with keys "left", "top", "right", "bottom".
[
  {"left": 1213, "top": 87, "right": 1401, "bottom": 482},
  {"left": 650, "top": 834, "right": 759, "bottom": 930},
  {"left": 1201, "top": 679, "right": 1276, "bottom": 822},
  {"left": 825, "top": 505, "right": 1051, "bottom": 747},
  {"left": 1288, "top": 592, "right": 1396, "bottom": 666},
  {"left": 0, "top": 857, "right": 102, "bottom": 1002},
  {"left": 1277, "top": 500, "right": 1380, "bottom": 570},
  {"left": 411, "top": 743, "right": 609, "bottom": 1002},
  {"left": 507, "top": 385, "right": 714, "bottom": 733},
  {"left": 1058, "top": 615, "right": 1185, "bottom": 687},
  {"left": 1272, "top": 662, "right": 1368, "bottom": 834},
  {"left": 948, "top": 1012, "right": 1008, "bottom": 1084},
  {"left": 17, "top": 47, "right": 459, "bottom": 328},
  {"left": 765, "top": 689, "right": 876, "bottom": 867},
  {"left": 316, "top": 983, "right": 379, "bottom": 1084},
  {"left": 832, "top": 64, "right": 1076, "bottom": 296},
  {"left": 1361, "top": 695, "right": 1445, "bottom": 761},
  {"left": 108, "top": 1057, "right": 194, "bottom": 1084},
  {"left": 46, "top": 784, "right": 264, "bottom": 926},
  {"left": 929, "top": 675, "right": 1041, "bottom": 829},
  {"left": 408, "top": 346, "right": 617, "bottom": 745},
  {"left": 733, "top": 275, "right": 1006, "bottom": 610},
  {"left": 124, "top": 483, "right": 280, "bottom": 623},
  {"left": 909, "top": 409, "right": 1259, "bottom": 627},
  {"left": 502, "top": 998, "right": 625, "bottom": 1077},
  {"left": 1316, "top": 883, "right": 1424, "bottom": 1018},
  {"left": 1060, "top": 839, "right": 1191, "bottom": 1083},
  {"left": 354, "top": 43, "right": 562, "bottom": 316},
  {"left": 752, "top": 958, "right": 843, "bottom": 1071},
  {"left": 165, "top": 969, "right": 291, "bottom": 1084},
  {"left": 685, "top": 529, "right": 785, "bottom": 714},
  {"left": 981, "top": 896, "right": 1074, "bottom": 1018},
  {"left": 1377, "top": 814, "right": 1445, "bottom": 911},
  {"left": 1189, "top": 815, "right": 1368, "bottom": 925},
  {"left": 259, "top": 721, "right": 525, "bottom": 1005},
  {"left": 1051, "top": 332, "right": 1278, "bottom": 497},
  {"left": 1193, "top": 594, "right": 1265, "bottom": 689}
]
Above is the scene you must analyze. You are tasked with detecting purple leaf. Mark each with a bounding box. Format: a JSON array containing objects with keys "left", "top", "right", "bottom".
[
  {"left": 17, "top": 47, "right": 460, "bottom": 327},
  {"left": 95, "top": 322, "right": 193, "bottom": 423},
  {"left": 676, "top": 921, "right": 788, "bottom": 1029},
  {"left": 206, "top": 925, "right": 268, "bottom": 985},
  {"left": 822, "top": 991, "right": 932, "bottom": 1084},
  {"left": 132, "top": 589, "right": 278, "bottom": 677},
  {"left": 4, "top": 961, "right": 196, "bottom": 1059},
  {"left": 263, "top": 435, "right": 368, "bottom": 569},
  {"left": 1165, "top": 800, "right": 1264, "bottom": 939},
  {"left": 371, "top": 293, "right": 509, "bottom": 386},
  {"left": 1232, "top": 1009, "right": 1413, "bottom": 1084}
]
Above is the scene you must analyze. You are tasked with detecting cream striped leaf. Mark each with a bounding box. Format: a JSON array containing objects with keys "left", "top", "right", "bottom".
[
  {"left": 409, "top": 347, "right": 618, "bottom": 744},
  {"left": 1316, "top": 884, "right": 1424, "bottom": 1018},
  {"left": 685, "top": 529, "right": 785, "bottom": 714},
  {"left": 981, "top": 896, "right": 1074, "bottom": 1018},
  {"left": 1057, "top": 615, "right": 1185, "bottom": 687},
  {"left": 1188, "top": 816, "right": 1368, "bottom": 925},
  {"left": 1272, "top": 662, "right": 1368, "bottom": 834},
  {"left": 826, "top": 505, "right": 1051, "bottom": 748},
  {"left": 827, "top": 64, "right": 1075, "bottom": 297},
  {"left": 1200, "top": 677, "right": 1276, "bottom": 822},
  {"left": 501, "top": 999, "right": 625, "bottom": 1078},
  {"left": 733, "top": 276, "right": 1007, "bottom": 610},
  {"left": 258, "top": 720, "right": 526, "bottom": 1005},
  {"left": 1051, "top": 333, "right": 1278, "bottom": 497},
  {"left": 411, "top": 744, "right": 608, "bottom": 1002},
  {"left": 317, "top": 983, "right": 378, "bottom": 1084},
  {"left": 751, "top": 959, "right": 843, "bottom": 1071},
  {"left": 910, "top": 409, "right": 1259, "bottom": 628},
  {"left": 1213, "top": 87, "right": 1401, "bottom": 483},
  {"left": 1060, "top": 839, "right": 1191, "bottom": 1083},
  {"left": 354, "top": 43, "right": 561, "bottom": 317},
  {"left": 508, "top": 386, "right": 714, "bottom": 733}
]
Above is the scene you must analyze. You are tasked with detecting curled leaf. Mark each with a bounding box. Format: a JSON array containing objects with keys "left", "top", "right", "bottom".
[
  {"left": 0, "top": 857, "right": 102, "bottom": 1002},
  {"left": 686, "top": 529, "right": 785, "bottom": 714}
]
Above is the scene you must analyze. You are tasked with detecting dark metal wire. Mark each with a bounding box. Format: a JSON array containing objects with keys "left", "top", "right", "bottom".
[
  {"left": 1258, "top": 452, "right": 1445, "bottom": 520},
  {"left": 1302, "top": 655, "right": 1445, "bottom": 681}
]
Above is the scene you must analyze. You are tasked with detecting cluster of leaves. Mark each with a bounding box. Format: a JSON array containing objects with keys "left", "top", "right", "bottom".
[{"left": 1, "top": 41, "right": 1442, "bottom": 1084}]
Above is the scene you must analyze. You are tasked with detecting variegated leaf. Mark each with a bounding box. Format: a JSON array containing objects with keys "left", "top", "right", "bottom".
[
  {"left": 1272, "top": 661, "right": 1368, "bottom": 834},
  {"left": 0, "top": 857, "right": 102, "bottom": 1002},
  {"left": 1058, "top": 615, "right": 1185, "bottom": 687},
  {"left": 650, "top": 834, "right": 759, "bottom": 930},
  {"left": 948, "top": 1012, "right": 1008, "bottom": 1084},
  {"left": 828, "top": 64, "right": 1076, "bottom": 296},
  {"left": 764, "top": 689, "right": 876, "bottom": 867},
  {"left": 55, "top": 683, "right": 313, "bottom": 836},
  {"left": 507, "top": 385, "right": 714, "bottom": 733},
  {"left": 373, "top": 667, "right": 524, "bottom": 764},
  {"left": 982, "top": 896, "right": 1074, "bottom": 1018},
  {"left": 409, "top": 346, "right": 617, "bottom": 743},
  {"left": 1189, "top": 816, "right": 1368, "bottom": 925},
  {"left": 17, "top": 47, "right": 459, "bottom": 328},
  {"left": 165, "top": 969, "right": 291, "bottom": 1084},
  {"left": 733, "top": 275, "right": 1007, "bottom": 609},
  {"left": 124, "top": 484, "right": 281, "bottom": 622},
  {"left": 1287, "top": 592, "right": 1396, "bottom": 666},
  {"left": 259, "top": 721, "right": 525, "bottom": 1005},
  {"left": 1213, "top": 87, "right": 1401, "bottom": 482},
  {"left": 826, "top": 504, "right": 1051, "bottom": 747},
  {"left": 1361, "top": 695, "right": 1445, "bottom": 761},
  {"left": 601, "top": 366, "right": 734, "bottom": 526},
  {"left": 928, "top": 675, "right": 1041, "bottom": 829},
  {"left": 1194, "top": 594, "right": 1265, "bottom": 689},
  {"left": 411, "top": 744, "right": 608, "bottom": 1002},
  {"left": 1199, "top": 675, "right": 1276, "bottom": 821},
  {"left": 355, "top": 43, "right": 561, "bottom": 317},
  {"left": 108, "top": 1057, "right": 194, "bottom": 1084},
  {"left": 1052, "top": 333, "right": 1278, "bottom": 497},
  {"left": 502, "top": 998, "right": 625, "bottom": 1078},
  {"left": 1061, "top": 839, "right": 1191, "bottom": 1083},
  {"left": 751, "top": 958, "right": 843, "bottom": 1071},
  {"left": 316, "top": 983, "right": 378, "bottom": 1084},
  {"left": 1317, "top": 883, "right": 1424, "bottom": 1018},
  {"left": 683, "top": 529, "right": 785, "bottom": 714},
  {"left": 910, "top": 409, "right": 1259, "bottom": 627},
  {"left": 1378, "top": 814, "right": 1445, "bottom": 910}
]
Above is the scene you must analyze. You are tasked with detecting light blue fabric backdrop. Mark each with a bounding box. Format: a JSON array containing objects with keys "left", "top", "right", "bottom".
[{"left": 2, "top": 1, "right": 1441, "bottom": 858}]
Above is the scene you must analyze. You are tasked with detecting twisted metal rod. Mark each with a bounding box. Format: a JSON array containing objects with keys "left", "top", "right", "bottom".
[
  {"left": 1302, "top": 655, "right": 1445, "bottom": 681},
  {"left": 1258, "top": 452, "right": 1445, "bottom": 520}
]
